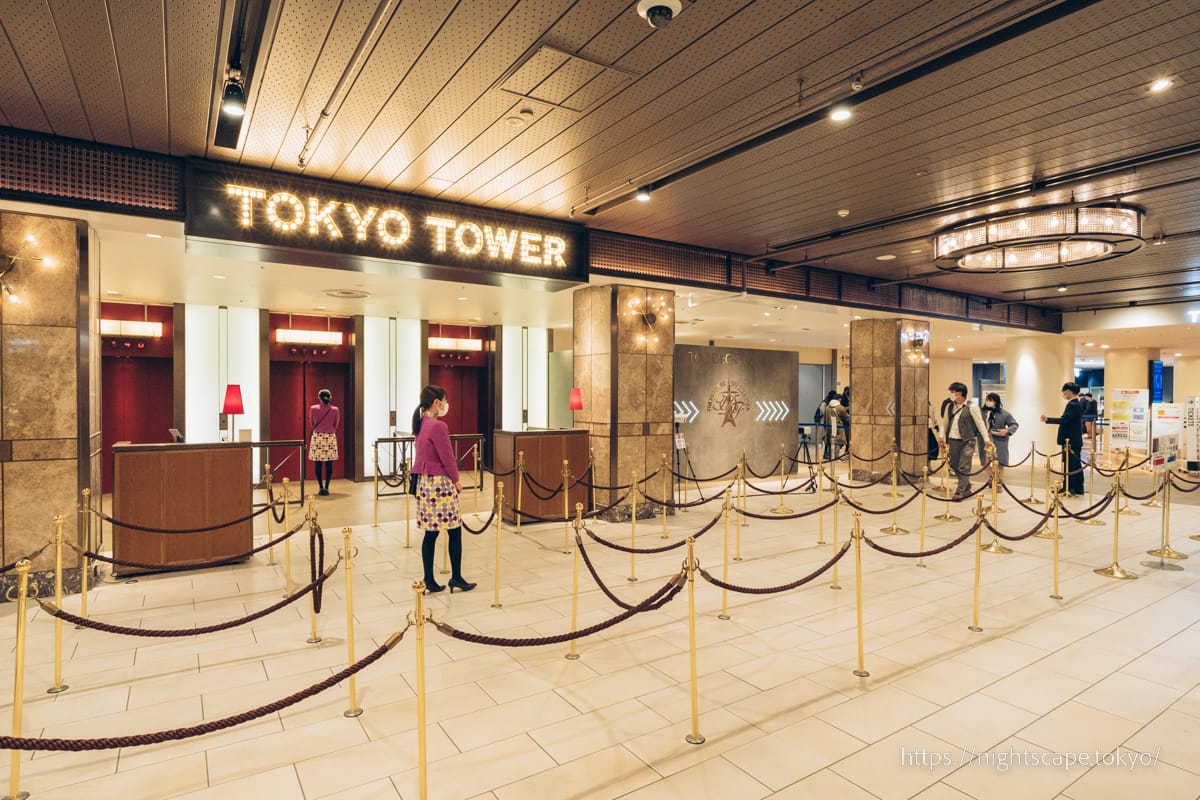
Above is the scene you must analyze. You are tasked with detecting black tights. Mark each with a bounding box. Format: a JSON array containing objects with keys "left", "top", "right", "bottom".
[
  {"left": 314, "top": 460, "right": 333, "bottom": 490},
  {"left": 422, "top": 527, "right": 465, "bottom": 584}
]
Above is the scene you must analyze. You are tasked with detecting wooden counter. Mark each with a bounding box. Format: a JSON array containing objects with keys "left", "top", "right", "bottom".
[
  {"left": 112, "top": 442, "right": 253, "bottom": 575},
  {"left": 493, "top": 429, "right": 589, "bottom": 523}
]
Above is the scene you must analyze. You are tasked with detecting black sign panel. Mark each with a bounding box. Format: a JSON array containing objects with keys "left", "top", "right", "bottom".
[{"left": 184, "top": 159, "right": 588, "bottom": 290}]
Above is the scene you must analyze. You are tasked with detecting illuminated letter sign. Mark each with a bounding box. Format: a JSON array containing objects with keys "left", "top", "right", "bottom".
[{"left": 185, "top": 160, "right": 586, "bottom": 290}]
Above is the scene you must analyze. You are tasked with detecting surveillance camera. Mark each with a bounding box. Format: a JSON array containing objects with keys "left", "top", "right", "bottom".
[{"left": 637, "top": 0, "right": 682, "bottom": 29}]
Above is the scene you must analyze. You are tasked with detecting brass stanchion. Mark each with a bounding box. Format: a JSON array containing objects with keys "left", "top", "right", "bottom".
[
  {"left": 589, "top": 446, "right": 597, "bottom": 515},
  {"left": 816, "top": 458, "right": 827, "bottom": 545},
  {"left": 1144, "top": 472, "right": 1186, "bottom": 569},
  {"left": 47, "top": 514, "right": 68, "bottom": 694},
  {"left": 1022, "top": 443, "right": 1042, "bottom": 504},
  {"left": 1118, "top": 447, "right": 1140, "bottom": 516},
  {"left": 516, "top": 451, "right": 525, "bottom": 532},
  {"left": 404, "top": 467, "right": 412, "bottom": 548},
  {"left": 1049, "top": 490, "right": 1063, "bottom": 600},
  {"left": 917, "top": 466, "right": 928, "bottom": 568},
  {"left": 265, "top": 465, "right": 278, "bottom": 565},
  {"left": 851, "top": 513, "right": 868, "bottom": 677},
  {"left": 684, "top": 537, "right": 705, "bottom": 745},
  {"left": 934, "top": 448, "right": 960, "bottom": 522},
  {"left": 770, "top": 442, "right": 793, "bottom": 514},
  {"left": 492, "top": 482, "right": 504, "bottom": 608},
  {"left": 734, "top": 461, "right": 744, "bottom": 561},
  {"left": 1094, "top": 471, "right": 1138, "bottom": 580},
  {"left": 472, "top": 442, "right": 480, "bottom": 515},
  {"left": 718, "top": 489, "right": 731, "bottom": 620},
  {"left": 283, "top": 478, "right": 295, "bottom": 595},
  {"left": 628, "top": 470, "right": 639, "bottom": 583},
  {"left": 306, "top": 495, "right": 322, "bottom": 644},
  {"left": 412, "top": 581, "right": 428, "bottom": 800},
  {"left": 79, "top": 487, "right": 91, "bottom": 623},
  {"left": 342, "top": 527, "right": 363, "bottom": 717},
  {"left": 969, "top": 498, "right": 984, "bottom": 632},
  {"left": 981, "top": 459, "right": 1013, "bottom": 555},
  {"left": 1077, "top": 452, "right": 1106, "bottom": 527},
  {"left": 566, "top": 503, "right": 583, "bottom": 661},
  {"left": 373, "top": 452, "right": 380, "bottom": 527},
  {"left": 880, "top": 451, "right": 908, "bottom": 534},
  {"left": 660, "top": 453, "right": 670, "bottom": 539},
  {"left": 1142, "top": 463, "right": 1163, "bottom": 508},
  {"left": 983, "top": 448, "right": 1006, "bottom": 515},
  {"left": 5, "top": 561, "right": 32, "bottom": 800},
  {"left": 831, "top": 487, "right": 842, "bottom": 590},
  {"left": 562, "top": 458, "right": 572, "bottom": 553},
  {"left": 1032, "top": 457, "right": 1056, "bottom": 538}
]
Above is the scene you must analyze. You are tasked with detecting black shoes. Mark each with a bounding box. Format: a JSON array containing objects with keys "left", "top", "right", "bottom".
[
  {"left": 423, "top": 580, "right": 445, "bottom": 594},
  {"left": 448, "top": 577, "right": 477, "bottom": 593}
]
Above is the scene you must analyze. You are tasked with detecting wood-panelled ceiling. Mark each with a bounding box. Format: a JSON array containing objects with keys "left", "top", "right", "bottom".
[{"left": 1, "top": 0, "right": 1198, "bottom": 315}]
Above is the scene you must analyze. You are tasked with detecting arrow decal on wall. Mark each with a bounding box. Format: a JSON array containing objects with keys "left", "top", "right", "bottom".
[{"left": 754, "top": 400, "right": 791, "bottom": 422}]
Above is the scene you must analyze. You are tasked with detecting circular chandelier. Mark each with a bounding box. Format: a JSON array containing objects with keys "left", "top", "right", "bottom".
[{"left": 933, "top": 203, "right": 1145, "bottom": 272}]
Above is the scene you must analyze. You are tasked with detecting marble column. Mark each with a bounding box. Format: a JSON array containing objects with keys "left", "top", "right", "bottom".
[
  {"left": 1104, "top": 347, "right": 1153, "bottom": 390},
  {"left": 573, "top": 285, "right": 674, "bottom": 519},
  {"left": 1005, "top": 335, "right": 1074, "bottom": 466},
  {"left": 0, "top": 211, "right": 98, "bottom": 601},
  {"left": 1174, "top": 356, "right": 1200, "bottom": 402},
  {"left": 848, "top": 318, "right": 930, "bottom": 480}
]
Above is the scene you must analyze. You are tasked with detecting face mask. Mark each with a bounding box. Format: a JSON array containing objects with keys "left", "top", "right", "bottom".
[
  {"left": 437, "top": 400, "right": 450, "bottom": 418},
  {"left": 985, "top": 401, "right": 995, "bottom": 408}
]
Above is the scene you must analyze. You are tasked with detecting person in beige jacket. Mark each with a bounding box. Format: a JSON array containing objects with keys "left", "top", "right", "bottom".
[{"left": 937, "top": 381, "right": 992, "bottom": 500}]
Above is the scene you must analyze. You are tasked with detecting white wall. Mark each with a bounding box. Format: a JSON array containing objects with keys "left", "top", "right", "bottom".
[
  {"left": 362, "top": 316, "right": 422, "bottom": 474},
  {"left": 1006, "top": 335, "right": 1075, "bottom": 463},
  {"left": 500, "top": 325, "right": 548, "bottom": 430},
  {"left": 184, "top": 304, "right": 260, "bottom": 471}
]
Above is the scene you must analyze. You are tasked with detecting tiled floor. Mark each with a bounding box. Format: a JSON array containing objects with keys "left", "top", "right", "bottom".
[{"left": 3, "top": 459, "right": 1200, "bottom": 799}]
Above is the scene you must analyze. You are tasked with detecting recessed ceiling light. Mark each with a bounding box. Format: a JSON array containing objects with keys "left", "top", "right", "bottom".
[
  {"left": 875, "top": 254, "right": 896, "bottom": 261},
  {"left": 769, "top": 338, "right": 777, "bottom": 342},
  {"left": 1084, "top": 342, "right": 1094, "bottom": 347},
  {"left": 853, "top": 315, "right": 863, "bottom": 320},
  {"left": 212, "top": 275, "right": 226, "bottom": 280},
  {"left": 842, "top": 323, "right": 849, "bottom": 327},
  {"left": 1100, "top": 344, "right": 1110, "bottom": 349},
  {"left": 762, "top": 311, "right": 770, "bottom": 317},
  {"left": 145, "top": 233, "right": 162, "bottom": 239},
  {"left": 751, "top": 323, "right": 760, "bottom": 327},
  {"left": 1150, "top": 77, "right": 1173, "bottom": 93},
  {"left": 830, "top": 106, "right": 852, "bottom": 121},
  {"left": 314, "top": 305, "right": 327, "bottom": 311},
  {"left": 909, "top": 248, "right": 922, "bottom": 254},
  {"left": 1174, "top": 352, "right": 1182, "bottom": 357},
  {"left": 837, "top": 209, "right": 850, "bottom": 218},
  {"left": 105, "top": 290, "right": 120, "bottom": 296},
  {"left": 457, "top": 296, "right": 469, "bottom": 301},
  {"left": 1056, "top": 285, "right": 1068, "bottom": 292},
  {"left": 947, "top": 346, "right": 956, "bottom": 352},
  {"left": 635, "top": 186, "right": 652, "bottom": 202}
]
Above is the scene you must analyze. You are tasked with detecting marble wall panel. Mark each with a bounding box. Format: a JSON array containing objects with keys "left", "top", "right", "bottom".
[
  {"left": 3, "top": 325, "right": 77, "bottom": 439},
  {"left": 646, "top": 354, "right": 673, "bottom": 421},
  {"left": 871, "top": 366, "right": 896, "bottom": 416},
  {"left": 11, "top": 438, "right": 75, "bottom": 461},
  {"left": 3, "top": 459, "right": 78, "bottom": 571},
  {"left": 616, "top": 353, "right": 647, "bottom": 423},
  {"left": 873, "top": 320, "right": 898, "bottom": 366},
  {"left": 1, "top": 216, "right": 79, "bottom": 328}
]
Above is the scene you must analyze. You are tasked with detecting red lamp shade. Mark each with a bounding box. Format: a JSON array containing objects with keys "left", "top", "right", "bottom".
[
  {"left": 568, "top": 387, "right": 583, "bottom": 411},
  {"left": 221, "top": 384, "right": 245, "bottom": 415}
]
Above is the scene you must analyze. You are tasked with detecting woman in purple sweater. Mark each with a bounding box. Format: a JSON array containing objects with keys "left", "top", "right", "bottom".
[
  {"left": 411, "top": 384, "right": 475, "bottom": 594},
  {"left": 309, "top": 389, "right": 340, "bottom": 496}
]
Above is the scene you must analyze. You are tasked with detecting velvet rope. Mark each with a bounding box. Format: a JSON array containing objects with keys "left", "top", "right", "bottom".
[
  {"left": 736, "top": 494, "right": 840, "bottom": 521},
  {"left": 1056, "top": 491, "right": 1116, "bottom": 520},
  {"left": 461, "top": 509, "right": 498, "bottom": 534},
  {"left": 91, "top": 500, "right": 279, "bottom": 535},
  {"left": 69, "top": 518, "right": 307, "bottom": 571},
  {"left": 698, "top": 541, "right": 852, "bottom": 594},
  {"left": 0, "top": 540, "right": 52, "bottom": 574},
  {"left": 839, "top": 487, "right": 924, "bottom": 515},
  {"left": 583, "top": 508, "right": 722, "bottom": 554},
  {"left": 744, "top": 458, "right": 782, "bottom": 479},
  {"left": 861, "top": 520, "right": 981, "bottom": 558},
  {"left": 981, "top": 514, "right": 1054, "bottom": 542}
]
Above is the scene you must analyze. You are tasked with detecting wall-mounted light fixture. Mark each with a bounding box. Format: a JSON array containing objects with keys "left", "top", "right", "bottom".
[
  {"left": 0, "top": 235, "right": 45, "bottom": 304},
  {"left": 99, "top": 319, "right": 164, "bottom": 338},
  {"left": 276, "top": 329, "right": 343, "bottom": 346},
  {"left": 428, "top": 336, "right": 483, "bottom": 352}
]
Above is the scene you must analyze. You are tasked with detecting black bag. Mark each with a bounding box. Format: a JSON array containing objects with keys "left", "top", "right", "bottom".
[
  {"left": 408, "top": 471, "right": 419, "bottom": 495},
  {"left": 814, "top": 404, "right": 824, "bottom": 425}
]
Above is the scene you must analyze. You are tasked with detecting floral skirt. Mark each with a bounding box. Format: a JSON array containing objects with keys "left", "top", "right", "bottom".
[
  {"left": 418, "top": 474, "right": 460, "bottom": 531},
  {"left": 309, "top": 432, "right": 338, "bottom": 461}
]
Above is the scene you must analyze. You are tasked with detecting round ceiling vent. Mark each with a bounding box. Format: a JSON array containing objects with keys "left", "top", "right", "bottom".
[{"left": 323, "top": 289, "right": 370, "bottom": 299}]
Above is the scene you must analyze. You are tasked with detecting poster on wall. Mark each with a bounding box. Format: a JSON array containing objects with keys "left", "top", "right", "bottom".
[{"left": 1108, "top": 388, "right": 1149, "bottom": 450}]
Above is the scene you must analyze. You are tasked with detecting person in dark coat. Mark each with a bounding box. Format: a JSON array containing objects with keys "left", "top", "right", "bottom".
[{"left": 1041, "top": 381, "right": 1085, "bottom": 496}]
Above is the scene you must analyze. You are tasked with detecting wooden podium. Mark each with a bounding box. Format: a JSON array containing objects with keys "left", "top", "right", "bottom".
[
  {"left": 112, "top": 443, "right": 253, "bottom": 576},
  {"left": 493, "top": 430, "right": 589, "bottom": 523}
]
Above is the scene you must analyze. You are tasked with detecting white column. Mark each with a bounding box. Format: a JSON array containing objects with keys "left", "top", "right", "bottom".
[
  {"left": 1006, "top": 335, "right": 1075, "bottom": 463},
  {"left": 500, "top": 325, "right": 548, "bottom": 430},
  {"left": 1104, "top": 347, "right": 1151, "bottom": 390}
]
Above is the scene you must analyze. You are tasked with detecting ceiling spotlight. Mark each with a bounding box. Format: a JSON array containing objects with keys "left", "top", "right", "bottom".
[
  {"left": 636, "top": 0, "right": 682, "bottom": 29},
  {"left": 875, "top": 254, "right": 896, "bottom": 261},
  {"left": 830, "top": 105, "right": 852, "bottom": 122},
  {"left": 221, "top": 79, "right": 246, "bottom": 118},
  {"left": 837, "top": 208, "right": 850, "bottom": 218},
  {"left": 1150, "top": 78, "right": 1173, "bottom": 93},
  {"left": 635, "top": 186, "right": 652, "bottom": 202},
  {"left": 1056, "top": 285, "right": 1068, "bottom": 292},
  {"left": 850, "top": 72, "right": 865, "bottom": 92}
]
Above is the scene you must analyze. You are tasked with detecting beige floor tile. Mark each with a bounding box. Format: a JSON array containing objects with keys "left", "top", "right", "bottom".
[
  {"left": 615, "top": 755, "right": 772, "bottom": 800},
  {"left": 980, "top": 665, "right": 1091, "bottom": 715},
  {"left": 942, "top": 735, "right": 1090, "bottom": 800},
  {"left": 475, "top": 655, "right": 597, "bottom": 704},
  {"left": 909, "top": 784, "right": 975, "bottom": 799},
  {"left": 1017, "top": 701, "right": 1141, "bottom": 755},
  {"left": 1125, "top": 709, "right": 1200, "bottom": 774},
  {"left": 295, "top": 724, "right": 458, "bottom": 798},
  {"left": 635, "top": 669, "right": 761, "bottom": 723},
  {"left": 723, "top": 674, "right": 850, "bottom": 732},
  {"left": 770, "top": 768, "right": 882, "bottom": 800},
  {"left": 206, "top": 716, "right": 369, "bottom": 784},
  {"left": 440, "top": 689, "right": 579, "bottom": 751},
  {"left": 118, "top": 716, "right": 282, "bottom": 773},
  {"left": 173, "top": 765, "right": 304, "bottom": 799},
  {"left": 35, "top": 751, "right": 208, "bottom": 800},
  {"left": 829, "top": 727, "right": 960, "bottom": 800},
  {"left": 553, "top": 663, "right": 675, "bottom": 713},
  {"left": 622, "top": 707, "right": 766, "bottom": 777},
  {"left": 724, "top": 716, "right": 865, "bottom": 790},
  {"left": 915, "top": 693, "right": 1038, "bottom": 750},
  {"left": 952, "top": 636, "right": 1049, "bottom": 675},
  {"left": 528, "top": 698, "right": 670, "bottom": 764},
  {"left": 1074, "top": 670, "right": 1185, "bottom": 724},
  {"left": 1170, "top": 684, "right": 1200, "bottom": 720},
  {"left": 892, "top": 657, "right": 1005, "bottom": 707},
  {"left": 314, "top": 777, "right": 403, "bottom": 799},
  {"left": 357, "top": 681, "right": 497, "bottom": 740},
  {"left": 492, "top": 745, "right": 658, "bottom": 800},
  {"left": 1061, "top": 746, "right": 1200, "bottom": 800},
  {"left": 389, "top": 734, "right": 558, "bottom": 800},
  {"left": 817, "top": 684, "right": 941, "bottom": 743}
]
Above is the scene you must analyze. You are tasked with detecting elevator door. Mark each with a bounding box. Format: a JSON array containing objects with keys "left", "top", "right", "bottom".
[
  {"left": 101, "top": 357, "right": 174, "bottom": 493},
  {"left": 268, "top": 362, "right": 351, "bottom": 483},
  {"left": 429, "top": 365, "right": 484, "bottom": 471}
]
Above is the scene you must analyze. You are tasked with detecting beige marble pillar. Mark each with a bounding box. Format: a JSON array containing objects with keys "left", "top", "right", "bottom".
[
  {"left": 1174, "top": 356, "right": 1200, "bottom": 402},
  {"left": 0, "top": 211, "right": 98, "bottom": 600},
  {"left": 848, "top": 318, "right": 930, "bottom": 480},
  {"left": 1104, "top": 347, "right": 1153, "bottom": 390},
  {"left": 1006, "top": 334, "right": 1074, "bottom": 464},
  {"left": 573, "top": 285, "right": 674, "bottom": 519}
]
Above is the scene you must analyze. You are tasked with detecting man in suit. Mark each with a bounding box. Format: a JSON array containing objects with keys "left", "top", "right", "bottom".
[
  {"left": 1041, "top": 381, "right": 1085, "bottom": 496},
  {"left": 937, "top": 382, "right": 992, "bottom": 500}
]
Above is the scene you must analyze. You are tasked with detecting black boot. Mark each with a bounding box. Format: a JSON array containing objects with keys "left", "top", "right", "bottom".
[
  {"left": 421, "top": 531, "right": 443, "bottom": 593},
  {"left": 447, "top": 527, "right": 475, "bottom": 593}
]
